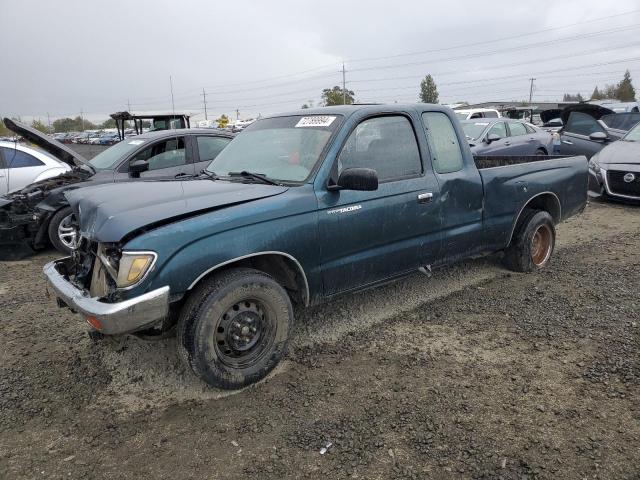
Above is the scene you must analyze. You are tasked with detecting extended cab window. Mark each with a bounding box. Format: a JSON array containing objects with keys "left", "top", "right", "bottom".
[
  {"left": 197, "top": 136, "right": 230, "bottom": 162},
  {"left": 508, "top": 122, "right": 527, "bottom": 136},
  {"left": 337, "top": 116, "right": 421, "bottom": 182},
  {"left": 422, "top": 112, "right": 464, "bottom": 174},
  {"left": 564, "top": 112, "right": 605, "bottom": 136},
  {"left": 1, "top": 148, "right": 43, "bottom": 168},
  {"left": 131, "top": 137, "right": 186, "bottom": 171}
]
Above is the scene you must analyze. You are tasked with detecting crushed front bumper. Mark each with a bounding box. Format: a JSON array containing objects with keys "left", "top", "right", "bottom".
[{"left": 43, "top": 257, "right": 170, "bottom": 335}]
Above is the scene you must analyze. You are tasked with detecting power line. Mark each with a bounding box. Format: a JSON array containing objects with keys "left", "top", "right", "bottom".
[{"left": 346, "top": 8, "right": 640, "bottom": 64}]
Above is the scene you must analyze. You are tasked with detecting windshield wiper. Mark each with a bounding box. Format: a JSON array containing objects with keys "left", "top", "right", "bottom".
[
  {"left": 175, "top": 170, "right": 219, "bottom": 180},
  {"left": 228, "top": 171, "right": 282, "bottom": 186}
]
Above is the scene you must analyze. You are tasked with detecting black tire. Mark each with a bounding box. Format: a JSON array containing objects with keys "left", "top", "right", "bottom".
[
  {"left": 48, "top": 206, "right": 77, "bottom": 254},
  {"left": 504, "top": 209, "right": 556, "bottom": 273},
  {"left": 535, "top": 148, "right": 547, "bottom": 156},
  {"left": 177, "top": 268, "right": 293, "bottom": 389}
]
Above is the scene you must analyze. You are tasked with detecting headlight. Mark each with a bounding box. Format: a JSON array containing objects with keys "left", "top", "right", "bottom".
[
  {"left": 116, "top": 251, "right": 157, "bottom": 288},
  {"left": 588, "top": 158, "right": 601, "bottom": 172}
]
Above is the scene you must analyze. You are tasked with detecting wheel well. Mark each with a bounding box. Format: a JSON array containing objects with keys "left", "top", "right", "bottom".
[
  {"left": 509, "top": 192, "right": 561, "bottom": 243},
  {"left": 537, "top": 147, "right": 548, "bottom": 154},
  {"left": 189, "top": 253, "right": 309, "bottom": 306}
]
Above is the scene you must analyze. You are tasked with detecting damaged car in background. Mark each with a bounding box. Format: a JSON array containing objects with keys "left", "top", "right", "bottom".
[{"left": 0, "top": 118, "right": 234, "bottom": 253}]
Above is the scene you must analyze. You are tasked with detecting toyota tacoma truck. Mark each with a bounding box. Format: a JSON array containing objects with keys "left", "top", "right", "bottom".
[{"left": 43, "top": 104, "right": 588, "bottom": 389}]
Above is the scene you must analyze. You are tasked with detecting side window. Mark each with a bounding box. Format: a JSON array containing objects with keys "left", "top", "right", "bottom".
[
  {"left": 2, "top": 148, "right": 44, "bottom": 168},
  {"left": 197, "top": 136, "right": 231, "bottom": 163},
  {"left": 483, "top": 111, "right": 499, "bottom": 118},
  {"left": 422, "top": 112, "right": 464, "bottom": 174},
  {"left": 469, "top": 112, "right": 482, "bottom": 119},
  {"left": 524, "top": 123, "right": 537, "bottom": 134},
  {"left": 508, "top": 122, "right": 527, "bottom": 136},
  {"left": 337, "top": 116, "right": 421, "bottom": 182},
  {"left": 564, "top": 112, "right": 605, "bottom": 136},
  {"left": 487, "top": 122, "right": 507, "bottom": 139},
  {"left": 131, "top": 137, "right": 186, "bottom": 171}
]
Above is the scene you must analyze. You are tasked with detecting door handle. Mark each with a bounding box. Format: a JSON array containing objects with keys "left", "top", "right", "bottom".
[
  {"left": 417, "top": 192, "right": 433, "bottom": 203},
  {"left": 504, "top": 142, "right": 511, "bottom": 146},
  {"left": 562, "top": 140, "right": 573, "bottom": 145}
]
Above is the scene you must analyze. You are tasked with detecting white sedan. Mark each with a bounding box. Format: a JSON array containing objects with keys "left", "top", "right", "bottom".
[{"left": 0, "top": 141, "right": 71, "bottom": 195}]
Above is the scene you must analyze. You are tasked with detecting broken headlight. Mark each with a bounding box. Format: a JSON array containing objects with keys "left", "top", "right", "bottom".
[
  {"left": 116, "top": 252, "right": 157, "bottom": 288},
  {"left": 97, "top": 244, "right": 156, "bottom": 289}
]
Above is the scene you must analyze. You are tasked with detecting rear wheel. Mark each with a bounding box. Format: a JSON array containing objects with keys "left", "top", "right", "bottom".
[
  {"left": 48, "top": 207, "right": 77, "bottom": 254},
  {"left": 535, "top": 148, "right": 547, "bottom": 156},
  {"left": 504, "top": 209, "right": 555, "bottom": 272},
  {"left": 177, "top": 268, "right": 293, "bottom": 389}
]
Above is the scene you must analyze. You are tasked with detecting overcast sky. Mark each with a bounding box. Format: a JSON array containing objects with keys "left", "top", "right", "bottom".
[{"left": 1, "top": 0, "right": 639, "bottom": 123}]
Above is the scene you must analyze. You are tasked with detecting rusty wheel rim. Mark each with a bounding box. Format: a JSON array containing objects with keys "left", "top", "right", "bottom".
[{"left": 531, "top": 224, "right": 552, "bottom": 266}]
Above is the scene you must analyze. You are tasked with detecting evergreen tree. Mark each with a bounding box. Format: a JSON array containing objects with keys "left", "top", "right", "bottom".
[
  {"left": 616, "top": 70, "right": 636, "bottom": 101},
  {"left": 419, "top": 75, "right": 439, "bottom": 103}
]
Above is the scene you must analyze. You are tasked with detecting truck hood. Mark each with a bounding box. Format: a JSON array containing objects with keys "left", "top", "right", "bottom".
[
  {"left": 3, "top": 118, "right": 93, "bottom": 170},
  {"left": 592, "top": 139, "right": 640, "bottom": 166},
  {"left": 66, "top": 179, "right": 289, "bottom": 243}
]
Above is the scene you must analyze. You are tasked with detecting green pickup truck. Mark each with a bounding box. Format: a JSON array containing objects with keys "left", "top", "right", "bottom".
[{"left": 44, "top": 104, "right": 588, "bottom": 389}]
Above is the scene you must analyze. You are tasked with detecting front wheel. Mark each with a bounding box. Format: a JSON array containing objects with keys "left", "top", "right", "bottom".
[
  {"left": 48, "top": 206, "right": 77, "bottom": 254},
  {"left": 504, "top": 209, "right": 556, "bottom": 272},
  {"left": 177, "top": 268, "right": 293, "bottom": 389}
]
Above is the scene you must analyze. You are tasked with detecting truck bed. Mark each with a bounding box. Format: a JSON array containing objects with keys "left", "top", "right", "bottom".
[{"left": 474, "top": 154, "right": 588, "bottom": 250}]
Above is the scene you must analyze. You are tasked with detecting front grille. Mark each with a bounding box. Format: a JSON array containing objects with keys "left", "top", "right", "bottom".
[{"left": 607, "top": 170, "right": 640, "bottom": 198}]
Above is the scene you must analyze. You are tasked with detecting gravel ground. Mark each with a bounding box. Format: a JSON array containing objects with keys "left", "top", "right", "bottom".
[{"left": 0, "top": 200, "right": 639, "bottom": 480}]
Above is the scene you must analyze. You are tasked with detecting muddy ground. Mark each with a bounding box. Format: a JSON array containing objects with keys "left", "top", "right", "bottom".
[{"left": 0, "top": 200, "right": 639, "bottom": 480}]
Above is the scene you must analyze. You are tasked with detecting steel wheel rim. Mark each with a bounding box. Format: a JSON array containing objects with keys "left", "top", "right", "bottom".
[
  {"left": 531, "top": 224, "right": 552, "bottom": 266},
  {"left": 214, "top": 299, "right": 276, "bottom": 369},
  {"left": 57, "top": 214, "right": 77, "bottom": 249}
]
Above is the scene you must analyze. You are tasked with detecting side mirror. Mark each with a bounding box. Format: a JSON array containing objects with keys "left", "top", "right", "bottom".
[
  {"left": 485, "top": 133, "right": 501, "bottom": 144},
  {"left": 589, "top": 131, "right": 608, "bottom": 141},
  {"left": 336, "top": 167, "right": 378, "bottom": 191},
  {"left": 129, "top": 159, "right": 149, "bottom": 177}
]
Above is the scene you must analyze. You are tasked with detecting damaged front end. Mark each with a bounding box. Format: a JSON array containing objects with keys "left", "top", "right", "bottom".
[
  {"left": 44, "top": 237, "right": 169, "bottom": 336},
  {"left": 0, "top": 170, "right": 90, "bottom": 247}
]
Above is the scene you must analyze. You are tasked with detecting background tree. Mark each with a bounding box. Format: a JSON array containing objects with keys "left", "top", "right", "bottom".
[
  {"left": 100, "top": 118, "right": 117, "bottom": 129},
  {"left": 52, "top": 116, "right": 96, "bottom": 132},
  {"left": 590, "top": 86, "right": 603, "bottom": 100},
  {"left": 0, "top": 118, "right": 12, "bottom": 137},
  {"left": 321, "top": 86, "right": 355, "bottom": 106},
  {"left": 616, "top": 70, "right": 636, "bottom": 101},
  {"left": 216, "top": 114, "right": 230, "bottom": 128},
  {"left": 419, "top": 75, "right": 439, "bottom": 103},
  {"left": 562, "top": 93, "right": 584, "bottom": 102},
  {"left": 31, "top": 119, "right": 49, "bottom": 133}
]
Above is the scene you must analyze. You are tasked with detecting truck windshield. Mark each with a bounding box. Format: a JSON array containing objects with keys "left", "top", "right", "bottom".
[
  {"left": 461, "top": 122, "right": 489, "bottom": 140},
  {"left": 89, "top": 139, "right": 147, "bottom": 170},
  {"left": 206, "top": 115, "right": 341, "bottom": 182}
]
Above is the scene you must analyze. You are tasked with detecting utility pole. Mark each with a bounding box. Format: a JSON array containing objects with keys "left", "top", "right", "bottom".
[
  {"left": 528, "top": 78, "right": 536, "bottom": 104},
  {"left": 47, "top": 112, "right": 51, "bottom": 133},
  {"left": 342, "top": 62, "right": 347, "bottom": 105},
  {"left": 236, "top": 108, "right": 240, "bottom": 120},
  {"left": 169, "top": 76, "right": 176, "bottom": 118},
  {"left": 202, "top": 88, "right": 208, "bottom": 120},
  {"left": 80, "top": 109, "right": 85, "bottom": 131},
  {"left": 127, "top": 99, "right": 131, "bottom": 112}
]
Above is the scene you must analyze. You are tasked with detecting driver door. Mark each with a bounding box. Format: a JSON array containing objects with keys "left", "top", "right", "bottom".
[{"left": 317, "top": 114, "right": 441, "bottom": 296}]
